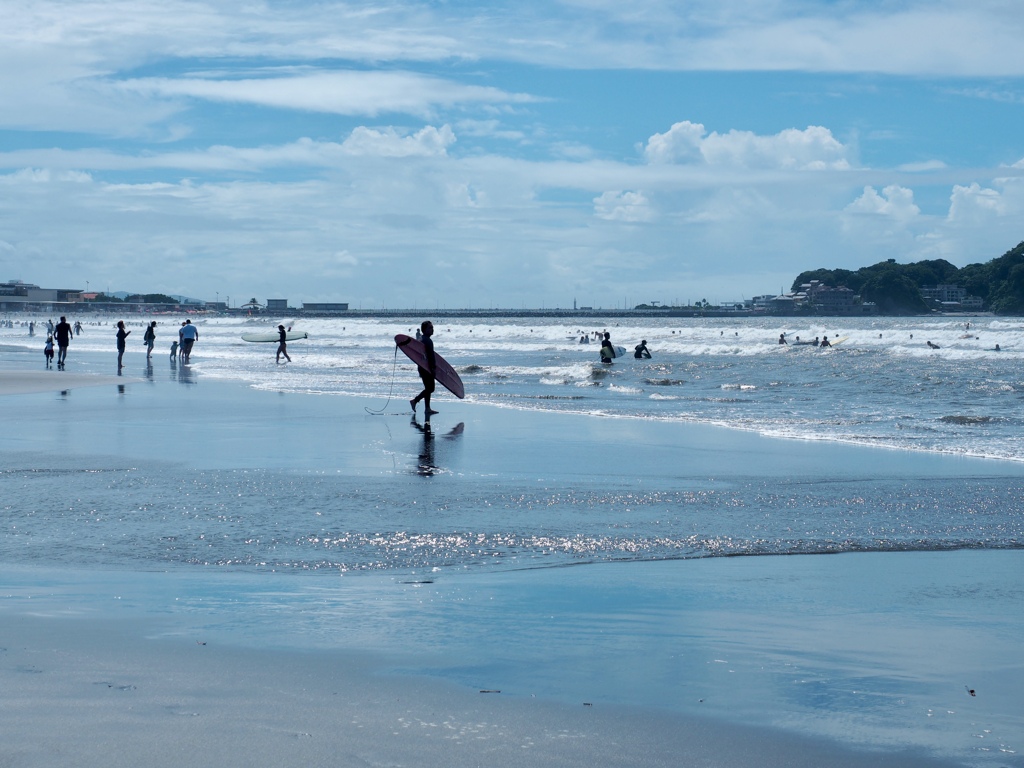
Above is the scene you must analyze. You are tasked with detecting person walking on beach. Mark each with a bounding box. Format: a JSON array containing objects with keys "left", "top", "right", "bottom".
[
  {"left": 410, "top": 320, "right": 438, "bottom": 417},
  {"left": 276, "top": 325, "right": 292, "bottom": 363},
  {"left": 116, "top": 320, "right": 131, "bottom": 370},
  {"left": 44, "top": 335, "right": 54, "bottom": 368},
  {"left": 180, "top": 319, "right": 198, "bottom": 363},
  {"left": 143, "top": 321, "right": 157, "bottom": 359},
  {"left": 54, "top": 316, "right": 73, "bottom": 369}
]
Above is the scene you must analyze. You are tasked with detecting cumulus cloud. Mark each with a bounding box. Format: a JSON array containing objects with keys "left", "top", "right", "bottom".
[
  {"left": 594, "top": 190, "right": 653, "bottom": 222},
  {"left": 845, "top": 185, "right": 920, "bottom": 220},
  {"left": 117, "top": 72, "right": 534, "bottom": 118},
  {"left": 947, "top": 182, "right": 1005, "bottom": 223},
  {"left": 644, "top": 121, "right": 851, "bottom": 170},
  {"left": 340, "top": 125, "right": 456, "bottom": 157}
]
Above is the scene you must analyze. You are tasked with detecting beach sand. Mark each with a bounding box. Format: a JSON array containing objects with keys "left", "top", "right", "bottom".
[{"left": 2, "top": 351, "right": 1021, "bottom": 767}]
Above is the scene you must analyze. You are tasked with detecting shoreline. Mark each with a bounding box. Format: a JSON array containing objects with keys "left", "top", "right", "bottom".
[{"left": 2, "top": 352, "right": 1022, "bottom": 766}]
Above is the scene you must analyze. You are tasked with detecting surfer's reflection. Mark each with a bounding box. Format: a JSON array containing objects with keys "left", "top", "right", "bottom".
[{"left": 410, "top": 417, "right": 464, "bottom": 477}]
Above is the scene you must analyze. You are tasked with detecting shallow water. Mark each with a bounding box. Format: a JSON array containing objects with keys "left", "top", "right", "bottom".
[{"left": 6, "top": 314, "right": 1022, "bottom": 459}]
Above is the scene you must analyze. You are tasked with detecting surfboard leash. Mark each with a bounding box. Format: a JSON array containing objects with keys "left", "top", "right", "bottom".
[{"left": 364, "top": 344, "right": 401, "bottom": 415}]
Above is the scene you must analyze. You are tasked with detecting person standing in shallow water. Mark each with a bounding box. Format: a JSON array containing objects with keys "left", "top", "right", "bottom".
[
  {"left": 116, "top": 321, "right": 131, "bottom": 370},
  {"left": 180, "top": 319, "right": 198, "bottom": 362},
  {"left": 144, "top": 321, "right": 157, "bottom": 359},
  {"left": 410, "top": 320, "right": 438, "bottom": 417},
  {"left": 54, "top": 315, "right": 73, "bottom": 369},
  {"left": 276, "top": 325, "right": 291, "bottom": 363}
]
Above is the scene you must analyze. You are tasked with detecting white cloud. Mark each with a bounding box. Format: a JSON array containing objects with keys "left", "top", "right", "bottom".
[
  {"left": 118, "top": 72, "right": 534, "bottom": 118},
  {"left": 845, "top": 185, "right": 920, "bottom": 220},
  {"left": 947, "top": 182, "right": 1006, "bottom": 223},
  {"left": 340, "top": 125, "right": 456, "bottom": 157},
  {"left": 0, "top": 129, "right": 456, "bottom": 171},
  {"left": 644, "top": 121, "right": 851, "bottom": 170},
  {"left": 594, "top": 190, "right": 653, "bottom": 222}
]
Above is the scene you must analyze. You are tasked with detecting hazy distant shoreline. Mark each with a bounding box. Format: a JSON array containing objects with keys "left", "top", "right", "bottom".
[{"left": 0, "top": 307, "right": 996, "bottom": 320}]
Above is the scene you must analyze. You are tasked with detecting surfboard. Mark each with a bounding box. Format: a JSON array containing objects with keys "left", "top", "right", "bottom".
[
  {"left": 395, "top": 334, "right": 465, "bottom": 399},
  {"left": 241, "top": 331, "right": 309, "bottom": 343},
  {"left": 599, "top": 345, "right": 627, "bottom": 360}
]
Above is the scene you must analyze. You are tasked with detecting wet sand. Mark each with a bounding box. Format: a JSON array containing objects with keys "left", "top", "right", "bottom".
[{"left": 1, "top": 351, "right": 1021, "bottom": 767}]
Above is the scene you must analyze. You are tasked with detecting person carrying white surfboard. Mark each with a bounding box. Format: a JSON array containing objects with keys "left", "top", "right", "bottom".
[
  {"left": 276, "top": 325, "right": 292, "bottom": 363},
  {"left": 600, "top": 332, "right": 615, "bottom": 363},
  {"left": 410, "top": 320, "right": 439, "bottom": 417}
]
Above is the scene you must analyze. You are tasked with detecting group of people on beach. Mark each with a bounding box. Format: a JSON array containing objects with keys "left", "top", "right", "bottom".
[
  {"left": 38, "top": 317, "right": 201, "bottom": 372},
  {"left": 118, "top": 319, "right": 199, "bottom": 370},
  {"left": 164, "top": 321, "right": 200, "bottom": 365}
]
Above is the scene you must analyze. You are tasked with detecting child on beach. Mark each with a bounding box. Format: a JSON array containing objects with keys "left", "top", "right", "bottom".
[
  {"left": 44, "top": 336, "right": 54, "bottom": 368},
  {"left": 170, "top": 340, "right": 178, "bottom": 359}
]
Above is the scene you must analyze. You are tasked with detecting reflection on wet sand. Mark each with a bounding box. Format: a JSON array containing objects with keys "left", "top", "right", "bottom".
[{"left": 410, "top": 417, "right": 464, "bottom": 476}]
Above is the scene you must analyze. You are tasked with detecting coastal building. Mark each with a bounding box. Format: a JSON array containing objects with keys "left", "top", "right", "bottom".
[
  {"left": 1, "top": 280, "right": 82, "bottom": 311},
  {"left": 302, "top": 302, "right": 349, "bottom": 313},
  {"left": 920, "top": 284, "right": 984, "bottom": 311},
  {"left": 267, "top": 299, "right": 289, "bottom": 311}
]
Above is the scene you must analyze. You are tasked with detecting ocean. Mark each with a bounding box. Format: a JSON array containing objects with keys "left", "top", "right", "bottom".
[{"left": 2, "top": 313, "right": 1022, "bottom": 574}]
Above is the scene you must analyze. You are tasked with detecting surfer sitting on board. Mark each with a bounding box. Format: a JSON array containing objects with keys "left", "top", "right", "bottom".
[{"left": 410, "top": 320, "right": 438, "bottom": 416}]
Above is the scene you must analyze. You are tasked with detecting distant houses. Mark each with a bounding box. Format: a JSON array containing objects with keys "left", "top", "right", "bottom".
[
  {"left": 765, "top": 280, "right": 878, "bottom": 315},
  {"left": 1, "top": 277, "right": 981, "bottom": 317},
  {"left": 0, "top": 281, "right": 352, "bottom": 315},
  {"left": 919, "top": 284, "right": 984, "bottom": 312},
  {"left": 1, "top": 281, "right": 83, "bottom": 312}
]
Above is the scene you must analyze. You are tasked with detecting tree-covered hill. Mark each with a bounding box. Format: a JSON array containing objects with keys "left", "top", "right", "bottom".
[{"left": 792, "top": 241, "right": 1024, "bottom": 314}]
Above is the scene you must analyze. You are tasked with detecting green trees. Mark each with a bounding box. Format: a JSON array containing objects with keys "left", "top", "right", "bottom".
[
  {"left": 792, "top": 242, "right": 1024, "bottom": 314},
  {"left": 959, "top": 242, "right": 1024, "bottom": 314},
  {"left": 858, "top": 272, "right": 930, "bottom": 313}
]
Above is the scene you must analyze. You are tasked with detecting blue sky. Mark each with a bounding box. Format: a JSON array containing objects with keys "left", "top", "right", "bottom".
[{"left": 2, "top": 0, "right": 1023, "bottom": 309}]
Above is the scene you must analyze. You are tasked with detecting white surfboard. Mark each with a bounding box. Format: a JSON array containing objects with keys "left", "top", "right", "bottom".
[
  {"left": 241, "top": 331, "right": 309, "bottom": 343},
  {"left": 598, "top": 345, "right": 627, "bottom": 360}
]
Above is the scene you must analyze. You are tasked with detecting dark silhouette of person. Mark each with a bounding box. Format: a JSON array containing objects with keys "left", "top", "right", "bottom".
[
  {"left": 144, "top": 321, "right": 157, "bottom": 359},
  {"left": 634, "top": 339, "right": 652, "bottom": 358},
  {"left": 116, "top": 320, "right": 131, "bottom": 370},
  {"left": 410, "top": 320, "right": 438, "bottom": 417},
  {"left": 54, "top": 316, "right": 73, "bottom": 369},
  {"left": 600, "top": 332, "right": 615, "bottom": 363},
  {"left": 276, "top": 325, "right": 291, "bottom": 363}
]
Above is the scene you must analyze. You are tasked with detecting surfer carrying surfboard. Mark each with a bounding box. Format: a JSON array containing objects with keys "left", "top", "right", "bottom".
[
  {"left": 410, "top": 320, "right": 439, "bottom": 416},
  {"left": 276, "top": 325, "right": 292, "bottom": 363},
  {"left": 600, "top": 332, "right": 615, "bottom": 363}
]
